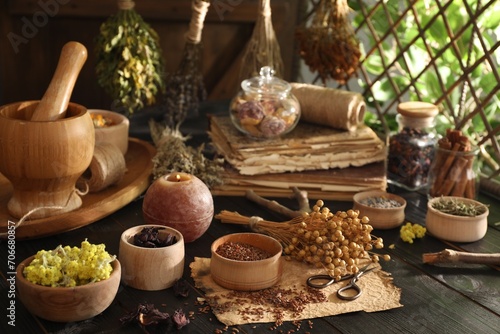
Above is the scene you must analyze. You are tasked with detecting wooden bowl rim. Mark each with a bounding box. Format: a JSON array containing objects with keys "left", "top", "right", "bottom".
[
  {"left": 353, "top": 190, "right": 407, "bottom": 211},
  {"left": 427, "top": 196, "right": 489, "bottom": 220},
  {"left": 120, "top": 224, "right": 184, "bottom": 251},
  {"left": 0, "top": 100, "right": 87, "bottom": 122},
  {"left": 211, "top": 232, "right": 283, "bottom": 264},
  {"left": 16, "top": 255, "right": 121, "bottom": 290},
  {"left": 89, "top": 109, "right": 129, "bottom": 130}
]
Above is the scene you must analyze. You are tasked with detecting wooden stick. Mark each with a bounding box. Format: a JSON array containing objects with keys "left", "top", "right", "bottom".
[
  {"left": 291, "top": 187, "right": 311, "bottom": 213},
  {"left": 423, "top": 249, "right": 500, "bottom": 265},
  {"left": 245, "top": 190, "right": 302, "bottom": 219}
]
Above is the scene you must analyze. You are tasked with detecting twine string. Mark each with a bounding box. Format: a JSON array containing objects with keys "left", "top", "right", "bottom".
[
  {"left": 249, "top": 216, "right": 264, "bottom": 231},
  {"left": 118, "top": 0, "right": 135, "bottom": 10},
  {"left": 186, "top": 0, "right": 210, "bottom": 44},
  {"left": 0, "top": 187, "right": 85, "bottom": 238}
]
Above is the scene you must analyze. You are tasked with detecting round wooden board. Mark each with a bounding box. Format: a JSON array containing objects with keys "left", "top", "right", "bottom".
[{"left": 0, "top": 138, "right": 156, "bottom": 240}]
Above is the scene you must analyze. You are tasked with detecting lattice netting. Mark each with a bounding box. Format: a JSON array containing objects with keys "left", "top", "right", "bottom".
[{"left": 300, "top": 0, "right": 500, "bottom": 185}]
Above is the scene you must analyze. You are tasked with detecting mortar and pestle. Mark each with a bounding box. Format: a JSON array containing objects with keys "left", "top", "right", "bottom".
[{"left": 0, "top": 41, "right": 95, "bottom": 219}]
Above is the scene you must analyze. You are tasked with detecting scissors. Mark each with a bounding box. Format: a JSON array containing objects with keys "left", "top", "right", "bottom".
[{"left": 306, "top": 264, "right": 376, "bottom": 301}]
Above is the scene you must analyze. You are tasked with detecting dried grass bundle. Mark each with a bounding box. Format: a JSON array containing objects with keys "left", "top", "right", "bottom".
[
  {"left": 296, "top": 0, "right": 360, "bottom": 85},
  {"left": 164, "top": 0, "right": 210, "bottom": 128},
  {"left": 238, "top": 0, "right": 284, "bottom": 83}
]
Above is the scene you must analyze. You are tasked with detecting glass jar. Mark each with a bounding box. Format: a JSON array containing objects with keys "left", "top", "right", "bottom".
[
  {"left": 387, "top": 101, "right": 439, "bottom": 190},
  {"left": 427, "top": 146, "right": 480, "bottom": 199},
  {"left": 229, "top": 66, "right": 300, "bottom": 139}
]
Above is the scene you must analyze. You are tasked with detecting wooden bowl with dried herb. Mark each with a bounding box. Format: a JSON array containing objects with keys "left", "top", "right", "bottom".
[
  {"left": 353, "top": 190, "right": 407, "bottom": 229},
  {"left": 119, "top": 225, "right": 185, "bottom": 291},
  {"left": 426, "top": 196, "right": 489, "bottom": 243},
  {"left": 210, "top": 233, "right": 283, "bottom": 291}
]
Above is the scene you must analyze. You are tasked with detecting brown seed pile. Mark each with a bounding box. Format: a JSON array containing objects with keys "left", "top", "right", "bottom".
[
  {"left": 216, "top": 242, "right": 272, "bottom": 261},
  {"left": 208, "top": 285, "right": 326, "bottom": 328}
]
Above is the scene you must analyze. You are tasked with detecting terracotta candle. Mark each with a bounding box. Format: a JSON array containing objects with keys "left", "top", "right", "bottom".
[{"left": 142, "top": 172, "right": 214, "bottom": 243}]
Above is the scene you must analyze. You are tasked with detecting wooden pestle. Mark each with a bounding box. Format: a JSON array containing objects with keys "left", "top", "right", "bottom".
[{"left": 31, "top": 41, "right": 88, "bottom": 121}]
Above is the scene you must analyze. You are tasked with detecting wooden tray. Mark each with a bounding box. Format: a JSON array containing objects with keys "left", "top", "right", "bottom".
[{"left": 0, "top": 138, "right": 156, "bottom": 240}]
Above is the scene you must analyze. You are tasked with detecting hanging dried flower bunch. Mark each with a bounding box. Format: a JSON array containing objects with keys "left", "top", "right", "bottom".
[
  {"left": 164, "top": 0, "right": 210, "bottom": 127},
  {"left": 238, "top": 0, "right": 284, "bottom": 83},
  {"left": 296, "top": 0, "right": 361, "bottom": 85},
  {"left": 95, "top": 0, "right": 165, "bottom": 115}
]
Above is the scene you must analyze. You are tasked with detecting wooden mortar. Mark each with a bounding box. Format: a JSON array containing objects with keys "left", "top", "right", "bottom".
[
  {"left": 0, "top": 101, "right": 95, "bottom": 219},
  {"left": 0, "top": 41, "right": 94, "bottom": 219}
]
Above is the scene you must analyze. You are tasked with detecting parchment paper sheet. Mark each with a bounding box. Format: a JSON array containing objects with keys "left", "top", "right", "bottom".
[{"left": 191, "top": 257, "right": 403, "bottom": 326}]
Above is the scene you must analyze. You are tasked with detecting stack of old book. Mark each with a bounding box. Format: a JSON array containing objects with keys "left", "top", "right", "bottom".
[{"left": 208, "top": 115, "right": 387, "bottom": 200}]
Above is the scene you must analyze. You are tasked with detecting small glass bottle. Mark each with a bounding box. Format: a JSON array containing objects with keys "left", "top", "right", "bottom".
[
  {"left": 229, "top": 66, "right": 301, "bottom": 139},
  {"left": 387, "top": 101, "right": 439, "bottom": 190}
]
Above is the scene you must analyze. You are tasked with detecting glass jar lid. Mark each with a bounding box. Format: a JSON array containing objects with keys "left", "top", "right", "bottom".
[
  {"left": 241, "top": 66, "right": 291, "bottom": 95},
  {"left": 397, "top": 101, "right": 439, "bottom": 118}
]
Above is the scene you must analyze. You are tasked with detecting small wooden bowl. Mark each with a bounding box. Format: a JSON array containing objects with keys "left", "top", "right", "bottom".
[
  {"left": 89, "top": 109, "right": 129, "bottom": 155},
  {"left": 353, "top": 190, "right": 407, "bottom": 229},
  {"left": 119, "top": 225, "right": 185, "bottom": 291},
  {"left": 426, "top": 196, "right": 489, "bottom": 242},
  {"left": 16, "top": 256, "right": 120, "bottom": 322},
  {"left": 210, "top": 233, "right": 283, "bottom": 291}
]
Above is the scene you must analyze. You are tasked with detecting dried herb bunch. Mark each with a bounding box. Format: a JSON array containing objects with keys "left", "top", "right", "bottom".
[
  {"left": 431, "top": 197, "right": 488, "bottom": 217},
  {"left": 149, "top": 120, "right": 224, "bottom": 189},
  {"left": 164, "top": 0, "right": 210, "bottom": 126},
  {"left": 216, "top": 200, "right": 390, "bottom": 281},
  {"left": 296, "top": 0, "right": 361, "bottom": 84},
  {"left": 95, "top": 0, "right": 165, "bottom": 115},
  {"left": 238, "top": 0, "right": 284, "bottom": 83}
]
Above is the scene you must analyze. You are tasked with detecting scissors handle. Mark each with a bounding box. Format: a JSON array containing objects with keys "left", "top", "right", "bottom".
[
  {"left": 306, "top": 275, "right": 335, "bottom": 289},
  {"left": 336, "top": 280, "right": 362, "bottom": 301}
]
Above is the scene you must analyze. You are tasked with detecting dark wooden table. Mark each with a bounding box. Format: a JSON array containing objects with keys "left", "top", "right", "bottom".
[{"left": 1, "top": 103, "right": 499, "bottom": 334}]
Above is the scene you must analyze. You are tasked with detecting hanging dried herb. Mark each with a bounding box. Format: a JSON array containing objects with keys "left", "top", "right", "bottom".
[
  {"left": 238, "top": 0, "right": 284, "bottom": 83},
  {"left": 149, "top": 120, "right": 224, "bottom": 189},
  {"left": 95, "top": 0, "right": 165, "bottom": 115},
  {"left": 296, "top": 0, "right": 361, "bottom": 85},
  {"left": 164, "top": 0, "right": 210, "bottom": 128}
]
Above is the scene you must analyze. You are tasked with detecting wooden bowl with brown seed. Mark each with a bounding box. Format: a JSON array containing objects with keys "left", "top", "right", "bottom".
[{"left": 210, "top": 233, "right": 283, "bottom": 291}]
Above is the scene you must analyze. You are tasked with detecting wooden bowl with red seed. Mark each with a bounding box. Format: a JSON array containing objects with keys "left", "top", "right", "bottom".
[{"left": 210, "top": 233, "right": 283, "bottom": 291}]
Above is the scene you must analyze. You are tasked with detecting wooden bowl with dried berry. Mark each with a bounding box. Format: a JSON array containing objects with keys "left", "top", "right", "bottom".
[
  {"left": 119, "top": 225, "right": 184, "bottom": 291},
  {"left": 210, "top": 233, "right": 283, "bottom": 291},
  {"left": 353, "top": 190, "right": 407, "bottom": 230}
]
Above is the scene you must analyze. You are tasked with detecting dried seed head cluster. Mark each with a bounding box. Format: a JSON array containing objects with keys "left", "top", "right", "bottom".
[
  {"left": 296, "top": 0, "right": 361, "bottom": 84},
  {"left": 251, "top": 200, "right": 390, "bottom": 281}
]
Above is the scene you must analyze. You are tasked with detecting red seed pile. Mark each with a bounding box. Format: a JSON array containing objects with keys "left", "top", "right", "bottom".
[{"left": 216, "top": 241, "right": 271, "bottom": 261}]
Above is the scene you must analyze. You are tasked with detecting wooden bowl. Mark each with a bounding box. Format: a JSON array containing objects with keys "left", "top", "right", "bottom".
[
  {"left": 119, "top": 225, "right": 185, "bottom": 291},
  {"left": 353, "top": 190, "right": 407, "bottom": 229},
  {"left": 0, "top": 100, "right": 94, "bottom": 219},
  {"left": 426, "top": 196, "right": 489, "bottom": 242},
  {"left": 89, "top": 109, "right": 129, "bottom": 155},
  {"left": 16, "top": 256, "right": 120, "bottom": 322},
  {"left": 210, "top": 233, "right": 283, "bottom": 291}
]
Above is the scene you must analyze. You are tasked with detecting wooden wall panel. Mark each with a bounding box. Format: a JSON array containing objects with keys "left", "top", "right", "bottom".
[{"left": 1, "top": 0, "right": 304, "bottom": 112}]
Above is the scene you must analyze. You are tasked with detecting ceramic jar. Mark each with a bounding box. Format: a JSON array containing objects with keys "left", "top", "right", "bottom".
[{"left": 229, "top": 66, "right": 300, "bottom": 139}]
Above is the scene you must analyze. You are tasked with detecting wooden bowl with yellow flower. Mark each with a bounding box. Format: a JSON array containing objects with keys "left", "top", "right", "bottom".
[
  {"left": 89, "top": 109, "right": 129, "bottom": 155},
  {"left": 15, "top": 240, "right": 121, "bottom": 322}
]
